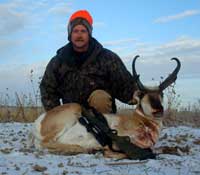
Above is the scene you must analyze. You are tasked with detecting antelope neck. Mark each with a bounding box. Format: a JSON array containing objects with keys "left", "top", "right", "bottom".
[{"left": 135, "top": 108, "right": 145, "bottom": 117}]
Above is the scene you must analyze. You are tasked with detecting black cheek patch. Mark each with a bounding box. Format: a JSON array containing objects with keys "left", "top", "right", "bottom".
[{"left": 149, "top": 95, "right": 163, "bottom": 111}]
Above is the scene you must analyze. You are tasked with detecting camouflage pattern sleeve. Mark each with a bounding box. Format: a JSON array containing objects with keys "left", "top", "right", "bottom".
[
  {"left": 106, "top": 52, "right": 138, "bottom": 103},
  {"left": 40, "top": 57, "right": 61, "bottom": 111}
]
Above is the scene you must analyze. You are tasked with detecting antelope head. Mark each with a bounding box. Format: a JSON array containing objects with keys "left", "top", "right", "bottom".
[{"left": 132, "top": 55, "right": 181, "bottom": 118}]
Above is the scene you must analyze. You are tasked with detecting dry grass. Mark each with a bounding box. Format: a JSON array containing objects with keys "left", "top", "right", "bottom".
[
  {"left": 0, "top": 106, "right": 44, "bottom": 122},
  {"left": 0, "top": 69, "right": 43, "bottom": 122},
  {"left": 0, "top": 90, "right": 43, "bottom": 122},
  {"left": 163, "top": 109, "right": 200, "bottom": 127},
  {"left": 162, "top": 84, "right": 200, "bottom": 127}
]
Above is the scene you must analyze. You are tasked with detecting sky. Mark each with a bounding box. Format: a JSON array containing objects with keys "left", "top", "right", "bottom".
[{"left": 0, "top": 0, "right": 200, "bottom": 106}]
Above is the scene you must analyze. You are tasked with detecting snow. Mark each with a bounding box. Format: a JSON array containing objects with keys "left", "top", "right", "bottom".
[{"left": 0, "top": 123, "right": 200, "bottom": 175}]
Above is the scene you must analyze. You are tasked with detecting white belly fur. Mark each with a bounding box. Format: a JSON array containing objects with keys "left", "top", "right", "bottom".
[{"left": 57, "top": 121, "right": 101, "bottom": 149}]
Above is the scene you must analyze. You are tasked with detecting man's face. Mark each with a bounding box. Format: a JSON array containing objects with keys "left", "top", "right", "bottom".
[{"left": 71, "top": 24, "right": 90, "bottom": 52}]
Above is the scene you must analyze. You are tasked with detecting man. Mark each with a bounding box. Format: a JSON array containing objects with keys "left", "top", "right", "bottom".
[{"left": 40, "top": 10, "right": 138, "bottom": 113}]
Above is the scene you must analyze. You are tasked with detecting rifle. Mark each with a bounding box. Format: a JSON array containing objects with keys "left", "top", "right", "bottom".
[{"left": 79, "top": 106, "right": 156, "bottom": 160}]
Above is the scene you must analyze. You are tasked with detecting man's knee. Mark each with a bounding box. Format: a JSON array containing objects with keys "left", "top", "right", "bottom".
[{"left": 87, "top": 90, "right": 116, "bottom": 113}]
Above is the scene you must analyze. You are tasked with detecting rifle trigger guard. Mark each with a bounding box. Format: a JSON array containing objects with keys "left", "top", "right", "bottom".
[
  {"left": 111, "top": 129, "right": 117, "bottom": 135},
  {"left": 124, "top": 136, "right": 131, "bottom": 142}
]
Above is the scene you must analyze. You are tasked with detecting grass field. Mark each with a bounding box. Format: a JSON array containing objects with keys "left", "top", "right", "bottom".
[
  {"left": 0, "top": 102, "right": 200, "bottom": 127},
  {"left": 0, "top": 84, "right": 200, "bottom": 127}
]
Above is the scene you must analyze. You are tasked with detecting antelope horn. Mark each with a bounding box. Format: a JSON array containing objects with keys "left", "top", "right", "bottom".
[
  {"left": 159, "top": 57, "right": 181, "bottom": 91},
  {"left": 132, "top": 55, "right": 149, "bottom": 92}
]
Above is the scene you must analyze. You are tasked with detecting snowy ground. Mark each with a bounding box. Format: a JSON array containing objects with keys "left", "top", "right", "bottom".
[{"left": 0, "top": 122, "right": 200, "bottom": 175}]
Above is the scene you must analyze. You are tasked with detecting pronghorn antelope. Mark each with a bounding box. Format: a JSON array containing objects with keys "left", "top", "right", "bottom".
[{"left": 31, "top": 56, "right": 181, "bottom": 158}]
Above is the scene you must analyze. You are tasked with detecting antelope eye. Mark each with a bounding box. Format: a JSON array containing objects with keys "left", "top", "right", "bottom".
[{"left": 138, "top": 91, "right": 145, "bottom": 99}]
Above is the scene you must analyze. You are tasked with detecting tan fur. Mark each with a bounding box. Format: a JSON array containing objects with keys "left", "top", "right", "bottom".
[
  {"left": 41, "top": 103, "right": 81, "bottom": 138},
  {"left": 41, "top": 142, "right": 89, "bottom": 155},
  {"left": 108, "top": 109, "right": 159, "bottom": 136},
  {"left": 103, "top": 146, "right": 128, "bottom": 159},
  {"left": 130, "top": 111, "right": 160, "bottom": 148},
  {"left": 105, "top": 109, "right": 161, "bottom": 149}
]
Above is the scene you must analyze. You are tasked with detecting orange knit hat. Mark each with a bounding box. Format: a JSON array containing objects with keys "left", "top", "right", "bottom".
[
  {"left": 69, "top": 10, "right": 93, "bottom": 26},
  {"left": 67, "top": 10, "right": 93, "bottom": 40}
]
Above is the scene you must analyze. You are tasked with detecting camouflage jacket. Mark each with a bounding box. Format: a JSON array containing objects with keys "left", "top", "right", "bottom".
[{"left": 40, "top": 38, "right": 138, "bottom": 111}]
